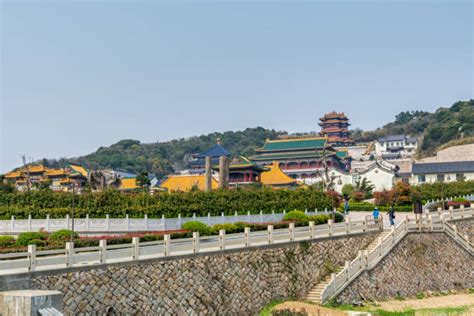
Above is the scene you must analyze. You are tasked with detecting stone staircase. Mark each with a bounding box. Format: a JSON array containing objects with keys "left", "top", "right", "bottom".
[
  {"left": 305, "top": 230, "right": 391, "bottom": 305},
  {"left": 305, "top": 266, "right": 345, "bottom": 304}
]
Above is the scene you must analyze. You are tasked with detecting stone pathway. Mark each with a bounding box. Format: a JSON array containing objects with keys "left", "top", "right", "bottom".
[
  {"left": 347, "top": 211, "right": 416, "bottom": 229},
  {"left": 378, "top": 293, "right": 474, "bottom": 312}
]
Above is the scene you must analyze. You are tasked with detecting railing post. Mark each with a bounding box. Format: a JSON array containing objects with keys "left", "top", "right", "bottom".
[
  {"left": 28, "top": 214, "right": 32, "bottom": 232},
  {"left": 193, "top": 232, "right": 200, "bottom": 253},
  {"left": 345, "top": 217, "right": 351, "bottom": 234},
  {"left": 289, "top": 223, "right": 295, "bottom": 241},
  {"left": 460, "top": 205, "right": 465, "bottom": 219},
  {"left": 219, "top": 229, "right": 226, "bottom": 250},
  {"left": 161, "top": 214, "right": 166, "bottom": 231},
  {"left": 164, "top": 234, "right": 171, "bottom": 256},
  {"left": 378, "top": 237, "right": 383, "bottom": 257},
  {"left": 106, "top": 214, "right": 110, "bottom": 231},
  {"left": 126, "top": 214, "right": 130, "bottom": 231},
  {"left": 364, "top": 250, "right": 369, "bottom": 268},
  {"left": 268, "top": 225, "right": 274, "bottom": 244},
  {"left": 363, "top": 220, "right": 367, "bottom": 232},
  {"left": 247, "top": 211, "right": 251, "bottom": 223},
  {"left": 144, "top": 214, "right": 149, "bottom": 231},
  {"left": 65, "top": 242, "right": 74, "bottom": 267},
  {"left": 260, "top": 211, "right": 263, "bottom": 223},
  {"left": 449, "top": 206, "right": 454, "bottom": 220},
  {"left": 328, "top": 219, "right": 333, "bottom": 237},
  {"left": 244, "top": 227, "right": 251, "bottom": 247},
  {"left": 132, "top": 237, "right": 140, "bottom": 260},
  {"left": 177, "top": 214, "right": 182, "bottom": 228},
  {"left": 345, "top": 260, "right": 350, "bottom": 282},
  {"left": 207, "top": 213, "right": 211, "bottom": 226},
  {"left": 391, "top": 226, "right": 395, "bottom": 244},
  {"left": 309, "top": 221, "right": 315, "bottom": 239},
  {"left": 99, "top": 240, "right": 107, "bottom": 264},
  {"left": 28, "top": 244, "right": 36, "bottom": 272},
  {"left": 10, "top": 215, "right": 15, "bottom": 231},
  {"left": 272, "top": 210, "right": 275, "bottom": 222},
  {"left": 193, "top": 213, "right": 196, "bottom": 220},
  {"left": 85, "top": 214, "right": 90, "bottom": 231},
  {"left": 452, "top": 225, "right": 458, "bottom": 240},
  {"left": 221, "top": 212, "right": 224, "bottom": 224},
  {"left": 65, "top": 214, "right": 70, "bottom": 230},
  {"left": 46, "top": 214, "right": 50, "bottom": 231}
]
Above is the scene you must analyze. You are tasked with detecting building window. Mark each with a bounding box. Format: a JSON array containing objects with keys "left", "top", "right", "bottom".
[
  {"left": 456, "top": 173, "right": 464, "bottom": 181},
  {"left": 437, "top": 174, "right": 445, "bottom": 182},
  {"left": 418, "top": 175, "right": 426, "bottom": 183}
]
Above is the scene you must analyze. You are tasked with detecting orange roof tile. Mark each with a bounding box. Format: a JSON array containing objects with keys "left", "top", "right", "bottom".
[
  {"left": 161, "top": 174, "right": 218, "bottom": 192},
  {"left": 260, "top": 162, "right": 297, "bottom": 186},
  {"left": 119, "top": 178, "right": 139, "bottom": 190}
]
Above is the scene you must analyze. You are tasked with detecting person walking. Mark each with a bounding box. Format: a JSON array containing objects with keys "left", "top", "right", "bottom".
[
  {"left": 373, "top": 207, "right": 380, "bottom": 223},
  {"left": 413, "top": 199, "right": 423, "bottom": 230},
  {"left": 343, "top": 194, "right": 350, "bottom": 216},
  {"left": 387, "top": 204, "right": 395, "bottom": 227}
]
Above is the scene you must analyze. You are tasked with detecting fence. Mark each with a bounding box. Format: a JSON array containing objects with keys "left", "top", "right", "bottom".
[
  {"left": 320, "top": 206, "right": 473, "bottom": 303},
  {"left": 423, "top": 194, "right": 473, "bottom": 211},
  {"left": 0, "top": 217, "right": 382, "bottom": 275},
  {"left": 0, "top": 210, "right": 336, "bottom": 234}
]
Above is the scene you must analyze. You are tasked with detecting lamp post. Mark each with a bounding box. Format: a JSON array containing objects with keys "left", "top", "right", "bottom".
[{"left": 70, "top": 181, "right": 75, "bottom": 242}]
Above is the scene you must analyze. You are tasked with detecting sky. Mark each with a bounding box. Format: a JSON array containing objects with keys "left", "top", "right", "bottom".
[{"left": 1, "top": 1, "right": 473, "bottom": 173}]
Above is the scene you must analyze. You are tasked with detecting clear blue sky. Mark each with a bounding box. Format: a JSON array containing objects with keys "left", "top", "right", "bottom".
[{"left": 1, "top": 1, "right": 473, "bottom": 172}]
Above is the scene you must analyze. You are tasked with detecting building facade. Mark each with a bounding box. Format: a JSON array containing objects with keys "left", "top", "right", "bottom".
[
  {"left": 410, "top": 161, "right": 474, "bottom": 185},
  {"left": 375, "top": 135, "right": 417, "bottom": 159},
  {"left": 249, "top": 137, "right": 350, "bottom": 181}
]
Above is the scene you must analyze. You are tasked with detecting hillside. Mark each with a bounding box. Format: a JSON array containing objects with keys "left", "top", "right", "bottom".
[
  {"left": 41, "top": 127, "right": 286, "bottom": 178},
  {"left": 39, "top": 100, "right": 474, "bottom": 178},
  {"left": 351, "top": 99, "right": 474, "bottom": 157}
]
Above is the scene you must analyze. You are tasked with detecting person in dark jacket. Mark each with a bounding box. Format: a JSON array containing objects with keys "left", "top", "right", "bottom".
[
  {"left": 387, "top": 205, "right": 395, "bottom": 226},
  {"left": 413, "top": 199, "right": 423, "bottom": 230}
]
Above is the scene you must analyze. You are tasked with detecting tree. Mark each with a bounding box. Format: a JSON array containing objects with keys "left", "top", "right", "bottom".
[
  {"left": 355, "top": 178, "right": 375, "bottom": 199},
  {"left": 341, "top": 184, "right": 355, "bottom": 197},
  {"left": 136, "top": 171, "right": 151, "bottom": 189}
]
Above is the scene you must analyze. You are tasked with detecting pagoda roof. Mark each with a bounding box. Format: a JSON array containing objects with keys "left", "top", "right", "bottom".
[
  {"left": 45, "top": 169, "right": 67, "bottom": 177},
  {"left": 319, "top": 120, "right": 350, "bottom": 125},
  {"left": 257, "top": 137, "right": 327, "bottom": 152},
  {"left": 160, "top": 174, "right": 219, "bottom": 192},
  {"left": 260, "top": 162, "right": 297, "bottom": 186},
  {"left": 196, "top": 144, "right": 231, "bottom": 158},
  {"left": 319, "top": 111, "right": 349, "bottom": 120},
  {"left": 68, "top": 164, "right": 88, "bottom": 177},
  {"left": 336, "top": 149, "right": 349, "bottom": 158},
  {"left": 4, "top": 171, "right": 21, "bottom": 179}
]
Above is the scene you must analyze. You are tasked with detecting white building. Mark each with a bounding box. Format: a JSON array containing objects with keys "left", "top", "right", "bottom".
[
  {"left": 375, "top": 135, "right": 417, "bottom": 159},
  {"left": 302, "top": 159, "right": 398, "bottom": 193},
  {"left": 410, "top": 161, "right": 474, "bottom": 185}
]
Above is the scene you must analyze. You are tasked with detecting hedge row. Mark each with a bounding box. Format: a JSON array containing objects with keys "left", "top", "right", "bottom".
[{"left": 0, "top": 187, "right": 333, "bottom": 219}]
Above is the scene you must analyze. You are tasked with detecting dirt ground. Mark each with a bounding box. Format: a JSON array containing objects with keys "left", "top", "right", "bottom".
[
  {"left": 272, "top": 302, "right": 349, "bottom": 316},
  {"left": 379, "top": 293, "right": 474, "bottom": 312}
]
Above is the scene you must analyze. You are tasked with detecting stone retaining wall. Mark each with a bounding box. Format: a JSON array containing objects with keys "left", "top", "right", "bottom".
[
  {"left": 452, "top": 218, "right": 474, "bottom": 240},
  {"left": 30, "top": 233, "right": 377, "bottom": 315},
  {"left": 336, "top": 232, "right": 474, "bottom": 304}
]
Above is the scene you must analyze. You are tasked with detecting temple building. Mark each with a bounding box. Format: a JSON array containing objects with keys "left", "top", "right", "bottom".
[
  {"left": 161, "top": 174, "right": 219, "bottom": 192},
  {"left": 189, "top": 139, "right": 231, "bottom": 173},
  {"left": 319, "top": 112, "right": 354, "bottom": 146},
  {"left": 249, "top": 137, "right": 350, "bottom": 181},
  {"left": 3, "top": 164, "right": 87, "bottom": 192},
  {"left": 212, "top": 157, "right": 267, "bottom": 186}
]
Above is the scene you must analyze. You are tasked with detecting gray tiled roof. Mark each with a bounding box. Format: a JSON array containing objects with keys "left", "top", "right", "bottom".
[
  {"left": 379, "top": 135, "right": 406, "bottom": 142},
  {"left": 412, "top": 161, "right": 474, "bottom": 174}
]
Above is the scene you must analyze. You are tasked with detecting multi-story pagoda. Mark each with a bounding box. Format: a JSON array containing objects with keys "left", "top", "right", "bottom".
[{"left": 319, "top": 111, "right": 354, "bottom": 146}]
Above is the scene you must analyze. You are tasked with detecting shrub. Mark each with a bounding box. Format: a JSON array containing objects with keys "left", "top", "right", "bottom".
[
  {"left": 0, "top": 236, "right": 15, "bottom": 248},
  {"left": 212, "top": 223, "right": 239, "bottom": 234},
  {"left": 341, "top": 184, "right": 355, "bottom": 197},
  {"left": 16, "top": 232, "right": 47, "bottom": 246},
  {"left": 308, "top": 214, "right": 330, "bottom": 225},
  {"left": 181, "top": 221, "right": 212, "bottom": 236},
  {"left": 283, "top": 211, "right": 309, "bottom": 224},
  {"left": 49, "top": 229, "right": 79, "bottom": 241},
  {"left": 351, "top": 191, "right": 365, "bottom": 202}
]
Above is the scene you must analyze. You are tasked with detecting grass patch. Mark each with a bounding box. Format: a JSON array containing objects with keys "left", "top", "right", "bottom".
[{"left": 259, "top": 299, "right": 293, "bottom": 316}]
